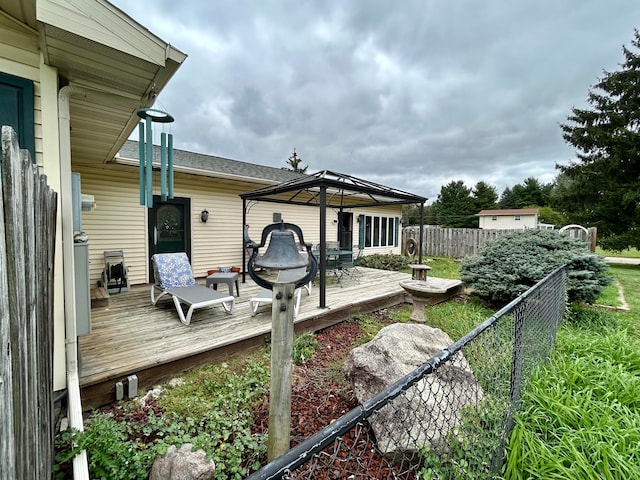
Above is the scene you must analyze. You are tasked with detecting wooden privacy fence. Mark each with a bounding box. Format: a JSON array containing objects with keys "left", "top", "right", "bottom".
[
  {"left": 403, "top": 226, "right": 597, "bottom": 258},
  {"left": 1, "top": 126, "right": 58, "bottom": 480}
]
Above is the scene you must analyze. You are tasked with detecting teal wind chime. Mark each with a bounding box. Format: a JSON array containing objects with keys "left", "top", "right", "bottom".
[{"left": 137, "top": 108, "right": 175, "bottom": 208}]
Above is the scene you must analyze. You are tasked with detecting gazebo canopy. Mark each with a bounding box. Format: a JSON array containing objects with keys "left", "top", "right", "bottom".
[
  {"left": 240, "top": 170, "right": 426, "bottom": 207},
  {"left": 240, "top": 170, "right": 426, "bottom": 308}
]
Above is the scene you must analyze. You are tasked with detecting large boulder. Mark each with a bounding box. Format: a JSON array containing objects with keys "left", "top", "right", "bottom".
[
  {"left": 149, "top": 443, "right": 216, "bottom": 480},
  {"left": 343, "top": 323, "right": 484, "bottom": 457}
]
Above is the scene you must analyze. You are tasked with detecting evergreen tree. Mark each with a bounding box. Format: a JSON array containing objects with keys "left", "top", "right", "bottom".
[
  {"left": 498, "top": 187, "right": 516, "bottom": 209},
  {"left": 472, "top": 181, "right": 498, "bottom": 211},
  {"left": 431, "top": 180, "right": 477, "bottom": 228},
  {"left": 511, "top": 177, "right": 549, "bottom": 208},
  {"left": 283, "top": 148, "right": 308, "bottom": 173},
  {"left": 559, "top": 30, "right": 640, "bottom": 250}
]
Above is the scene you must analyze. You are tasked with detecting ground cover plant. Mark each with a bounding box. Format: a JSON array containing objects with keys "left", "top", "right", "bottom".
[{"left": 460, "top": 229, "right": 610, "bottom": 306}]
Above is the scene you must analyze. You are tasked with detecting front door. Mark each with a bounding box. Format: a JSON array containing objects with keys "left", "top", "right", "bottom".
[
  {"left": 148, "top": 196, "right": 191, "bottom": 281},
  {"left": 338, "top": 212, "right": 353, "bottom": 250}
]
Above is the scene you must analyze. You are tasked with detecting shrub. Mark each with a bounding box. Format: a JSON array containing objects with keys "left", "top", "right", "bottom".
[
  {"left": 459, "top": 230, "right": 609, "bottom": 305},
  {"left": 359, "top": 253, "right": 411, "bottom": 271}
]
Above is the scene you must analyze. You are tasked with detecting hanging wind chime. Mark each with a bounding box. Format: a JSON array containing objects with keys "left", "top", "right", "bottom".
[{"left": 136, "top": 108, "right": 175, "bottom": 208}]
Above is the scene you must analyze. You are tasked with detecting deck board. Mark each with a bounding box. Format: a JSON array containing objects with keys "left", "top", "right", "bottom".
[{"left": 79, "top": 267, "right": 410, "bottom": 408}]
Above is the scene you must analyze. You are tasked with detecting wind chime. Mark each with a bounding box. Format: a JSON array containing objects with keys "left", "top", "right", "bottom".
[{"left": 136, "top": 108, "right": 175, "bottom": 208}]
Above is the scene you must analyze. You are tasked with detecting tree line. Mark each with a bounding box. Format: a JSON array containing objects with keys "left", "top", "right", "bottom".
[{"left": 404, "top": 29, "right": 640, "bottom": 251}]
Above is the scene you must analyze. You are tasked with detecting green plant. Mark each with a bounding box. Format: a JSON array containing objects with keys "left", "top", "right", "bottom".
[
  {"left": 359, "top": 253, "right": 411, "bottom": 271},
  {"left": 54, "top": 413, "right": 158, "bottom": 480},
  {"left": 459, "top": 230, "right": 610, "bottom": 306},
  {"left": 293, "top": 332, "right": 318, "bottom": 365},
  {"left": 418, "top": 395, "right": 510, "bottom": 480},
  {"left": 504, "top": 306, "right": 640, "bottom": 479}
]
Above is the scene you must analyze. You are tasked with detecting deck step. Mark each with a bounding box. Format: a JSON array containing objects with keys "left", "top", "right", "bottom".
[{"left": 91, "top": 287, "right": 110, "bottom": 308}]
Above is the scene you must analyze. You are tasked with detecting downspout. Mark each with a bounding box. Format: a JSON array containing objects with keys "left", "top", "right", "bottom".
[{"left": 58, "top": 85, "right": 90, "bottom": 480}]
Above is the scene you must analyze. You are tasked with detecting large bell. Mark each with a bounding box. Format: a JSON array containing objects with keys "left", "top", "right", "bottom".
[{"left": 254, "top": 227, "right": 307, "bottom": 270}]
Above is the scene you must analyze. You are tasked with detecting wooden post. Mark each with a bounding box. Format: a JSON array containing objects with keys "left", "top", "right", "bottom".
[{"left": 267, "top": 281, "right": 296, "bottom": 461}]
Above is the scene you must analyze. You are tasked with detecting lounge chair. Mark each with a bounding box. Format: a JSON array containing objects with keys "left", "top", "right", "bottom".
[
  {"left": 151, "top": 252, "right": 234, "bottom": 325},
  {"left": 250, "top": 267, "right": 311, "bottom": 319}
]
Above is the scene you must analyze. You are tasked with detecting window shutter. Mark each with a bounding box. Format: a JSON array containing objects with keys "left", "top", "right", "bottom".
[{"left": 0, "top": 73, "right": 35, "bottom": 161}]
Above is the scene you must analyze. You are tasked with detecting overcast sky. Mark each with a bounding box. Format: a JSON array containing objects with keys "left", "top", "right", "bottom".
[{"left": 111, "top": 0, "right": 640, "bottom": 203}]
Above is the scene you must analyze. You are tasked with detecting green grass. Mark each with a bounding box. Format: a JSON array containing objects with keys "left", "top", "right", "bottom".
[
  {"left": 424, "top": 256, "right": 462, "bottom": 279},
  {"left": 596, "top": 246, "right": 640, "bottom": 258},
  {"left": 504, "top": 269, "right": 640, "bottom": 480}
]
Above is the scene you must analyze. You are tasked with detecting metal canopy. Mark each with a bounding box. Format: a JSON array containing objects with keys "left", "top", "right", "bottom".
[
  {"left": 240, "top": 170, "right": 426, "bottom": 208},
  {"left": 240, "top": 170, "right": 426, "bottom": 309}
]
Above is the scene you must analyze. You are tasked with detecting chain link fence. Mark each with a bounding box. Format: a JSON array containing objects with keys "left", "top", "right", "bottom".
[{"left": 247, "top": 266, "right": 567, "bottom": 480}]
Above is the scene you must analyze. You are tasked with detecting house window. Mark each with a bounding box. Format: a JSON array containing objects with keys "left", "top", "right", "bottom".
[
  {"left": 0, "top": 72, "right": 35, "bottom": 161},
  {"left": 362, "top": 215, "right": 397, "bottom": 248},
  {"left": 515, "top": 216, "right": 521, "bottom": 221},
  {"left": 381, "top": 217, "right": 388, "bottom": 246},
  {"left": 491, "top": 216, "right": 497, "bottom": 221}
]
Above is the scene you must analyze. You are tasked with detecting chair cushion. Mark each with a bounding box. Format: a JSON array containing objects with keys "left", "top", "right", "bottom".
[{"left": 152, "top": 252, "right": 197, "bottom": 289}]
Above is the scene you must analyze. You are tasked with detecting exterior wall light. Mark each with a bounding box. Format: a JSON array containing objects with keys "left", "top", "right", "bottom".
[{"left": 200, "top": 209, "right": 209, "bottom": 223}]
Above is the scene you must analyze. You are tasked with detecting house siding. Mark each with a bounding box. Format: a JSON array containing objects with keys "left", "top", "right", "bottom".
[
  {"left": 479, "top": 214, "right": 537, "bottom": 229},
  {"left": 73, "top": 163, "right": 402, "bottom": 286}
]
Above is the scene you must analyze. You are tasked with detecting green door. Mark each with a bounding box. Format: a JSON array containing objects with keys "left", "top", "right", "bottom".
[{"left": 148, "top": 196, "right": 191, "bottom": 280}]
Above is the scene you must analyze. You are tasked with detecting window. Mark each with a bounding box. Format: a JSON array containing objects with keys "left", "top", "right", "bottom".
[
  {"left": 0, "top": 72, "right": 35, "bottom": 161},
  {"left": 491, "top": 216, "right": 497, "bottom": 221},
  {"left": 380, "top": 217, "right": 388, "bottom": 246},
  {"left": 515, "top": 215, "right": 521, "bottom": 221},
  {"left": 373, "top": 217, "right": 380, "bottom": 246},
  {"left": 361, "top": 215, "right": 397, "bottom": 248}
]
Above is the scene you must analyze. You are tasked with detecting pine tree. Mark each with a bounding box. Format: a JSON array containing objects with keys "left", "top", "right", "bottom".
[
  {"left": 431, "top": 180, "right": 477, "bottom": 228},
  {"left": 472, "top": 181, "right": 498, "bottom": 211},
  {"left": 284, "top": 148, "right": 308, "bottom": 173},
  {"left": 559, "top": 30, "right": 640, "bottom": 250}
]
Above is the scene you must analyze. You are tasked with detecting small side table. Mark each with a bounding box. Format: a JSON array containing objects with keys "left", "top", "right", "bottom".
[{"left": 206, "top": 272, "right": 240, "bottom": 297}]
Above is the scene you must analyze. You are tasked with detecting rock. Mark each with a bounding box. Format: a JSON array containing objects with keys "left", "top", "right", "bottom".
[
  {"left": 149, "top": 443, "right": 216, "bottom": 480},
  {"left": 343, "top": 323, "right": 484, "bottom": 457}
]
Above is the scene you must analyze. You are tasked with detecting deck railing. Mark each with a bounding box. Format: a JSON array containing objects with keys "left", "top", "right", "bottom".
[
  {"left": 0, "top": 126, "right": 58, "bottom": 479},
  {"left": 247, "top": 266, "right": 567, "bottom": 479}
]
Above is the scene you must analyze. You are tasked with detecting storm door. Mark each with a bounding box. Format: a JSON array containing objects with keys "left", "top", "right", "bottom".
[{"left": 148, "top": 196, "right": 191, "bottom": 281}]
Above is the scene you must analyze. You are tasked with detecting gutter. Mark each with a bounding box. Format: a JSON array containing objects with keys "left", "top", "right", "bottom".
[{"left": 58, "top": 85, "right": 90, "bottom": 480}]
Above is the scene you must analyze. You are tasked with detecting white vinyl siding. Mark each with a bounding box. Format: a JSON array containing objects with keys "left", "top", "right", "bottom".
[
  {"left": 479, "top": 214, "right": 537, "bottom": 230},
  {"left": 73, "top": 162, "right": 403, "bottom": 285}
]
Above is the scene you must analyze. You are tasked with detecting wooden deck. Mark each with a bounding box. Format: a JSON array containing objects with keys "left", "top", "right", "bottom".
[{"left": 79, "top": 267, "right": 411, "bottom": 409}]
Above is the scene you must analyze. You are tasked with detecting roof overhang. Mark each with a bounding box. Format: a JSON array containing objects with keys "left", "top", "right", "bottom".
[
  {"left": 240, "top": 170, "right": 427, "bottom": 209},
  {"left": 2, "top": 0, "right": 187, "bottom": 165}
]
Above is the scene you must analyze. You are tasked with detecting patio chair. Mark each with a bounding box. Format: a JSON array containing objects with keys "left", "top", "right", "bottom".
[
  {"left": 342, "top": 246, "right": 364, "bottom": 280},
  {"left": 151, "top": 252, "right": 234, "bottom": 325},
  {"left": 250, "top": 267, "right": 310, "bottom": 319}
]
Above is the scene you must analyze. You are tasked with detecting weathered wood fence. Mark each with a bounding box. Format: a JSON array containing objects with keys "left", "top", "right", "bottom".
[
  {"left": 403, "top": 225, "right": 596, "bottom": 258},
  {"left": 1, "top": 126, "right": 58, "bottom": 480}
]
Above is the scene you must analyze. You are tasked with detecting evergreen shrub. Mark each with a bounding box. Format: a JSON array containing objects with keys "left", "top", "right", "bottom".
[
  {"left": 359, "top": 253, "right": 410, "bottom": 271},
  {"left": 459, "top": 230, "right": 609, "bottom": 306}
]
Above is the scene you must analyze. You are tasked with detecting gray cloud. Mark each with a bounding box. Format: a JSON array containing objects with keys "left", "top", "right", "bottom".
[{"left": 112, "top": 0, "right": 640, "bottom": 202}]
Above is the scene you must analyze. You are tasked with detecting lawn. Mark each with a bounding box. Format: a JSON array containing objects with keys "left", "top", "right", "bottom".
[
  {"left": 503, "top": 264, "right": 640, "bottom": 479},
  {"left": 596, "top": 246, "right": 640, "bottom": 258}
]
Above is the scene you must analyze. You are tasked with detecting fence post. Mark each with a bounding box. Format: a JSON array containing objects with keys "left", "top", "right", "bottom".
[{"left": 510, "top": 309, "right": 525, "bottom": 409}]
